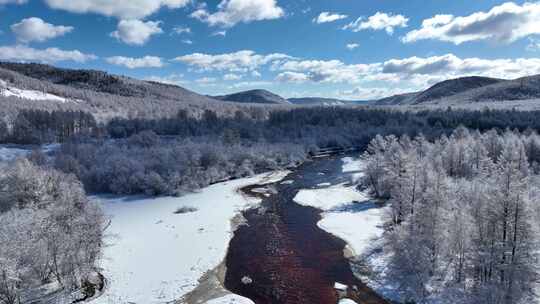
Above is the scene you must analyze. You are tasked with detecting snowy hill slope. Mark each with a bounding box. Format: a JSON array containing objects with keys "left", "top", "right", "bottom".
[
  {"left": 414, "top": 76, "right": 504, "bottom": 103},
  {"left": 213, "top": 89, "right": 290, "bottom": 105},
  {"left": 0, "top": 62, "right": 219, "bottom": 103},
  {"left": 0, "top": 63, "right": 266, "bottom": 121},
  {"left": 0, "top": 79, "right": 80, "bottom": 103},
  {"left": 373, "top": 75, "right": 540, "bottom": 105}
]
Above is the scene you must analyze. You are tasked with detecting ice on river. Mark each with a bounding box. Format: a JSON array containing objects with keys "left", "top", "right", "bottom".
[
  {"left": 91, "top": 171, "right": 288, "bottom": 304},
  {"left": 206, "top": 294, "right": 255, "bottom": 304},
  {"left": 293, "top": 157, "right": 388, "bottom": 258}
]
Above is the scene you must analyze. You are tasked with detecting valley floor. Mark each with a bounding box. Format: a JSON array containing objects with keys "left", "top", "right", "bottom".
[
  {"left": 90, "top": 171, "right": 289, "bottom": 304},
  {"left": 292, "top": 157, "right": 396, "bottom": 302},
  {"left": 88, "top": 155, "right": 402, "bottom": 304}
]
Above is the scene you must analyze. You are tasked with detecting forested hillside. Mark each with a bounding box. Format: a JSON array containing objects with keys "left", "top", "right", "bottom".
[
  {"left": 372, "top": 75, "right": 540, "bottom": 105},
  {"left": 362, "top": 128, "right": 540, "bottom": 303},
  {"left": 0, "top": 63, "right": 272, "bottom": 122},
  {"left": 213, "top": 89, "right": 291, "bottom": 105}
]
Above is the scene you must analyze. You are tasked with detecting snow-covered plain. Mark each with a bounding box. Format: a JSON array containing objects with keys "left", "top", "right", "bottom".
[
  {"left": 91, "top": 171, "right": 288, "bottom": 304},
  {"left": 205, "top": 294, "right": 254, "bottom": 304}
]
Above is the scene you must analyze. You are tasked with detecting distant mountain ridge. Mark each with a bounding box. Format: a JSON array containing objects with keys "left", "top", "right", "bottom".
[
  {"left": 372, "top": 75, "right": 540, "bottom": 105},
  {"left": 0, "top": 62, "right": 260, "bottom": 121},
  {"left": 2, "top": 62, "right": 540, "bottom": 121},
  {"left": 0, "top": 62, "right": 218, "bottom": 103},
  {"left": 212, "top": 89, "right": 290, "bottom": 105},
  {"left": 287, "top": 97, "right": 358, "bottom": 106}
]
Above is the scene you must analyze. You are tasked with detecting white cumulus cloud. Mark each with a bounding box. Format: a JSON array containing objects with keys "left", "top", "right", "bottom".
[
  {"left": 111, "top": 19, "right": 163, "bottom": 46},
  {"left": 223, "top": 73, "right": 242, "bottom": 81},
  {"left": 403, "top": 2, "right": 540, "bottom": 44},
  {"left": 0, "top": 0, "right": 27, "bottom": 4},
  {"left": 173, "top": 50, "right": 292, "bottom": 72},
  {"left": 273, "top": 53, "right": 540, "bottom": 88},
  {"left": 190, "top": 0, "right": 284, "bottom": 28},
  {"left": 344, "top": 12, "right": 408, "bottom": 34},
  {"left": 274, "top": 59, "right": 376, "bottom": 84},
  {"left": 346, "top": 43, "right": 359, "bottom": 50},
  {"left": 196, "top": 77, "right": 217, "bottom": 84},
  {"left": 212, "top": 30, "right": 227, "bottom": 36},
  {"left": 0, "top": 45, "right": 96, "bottom": 62},
  {"left": 276, "top": 71, "right": 309, "bottom": 83},
  {"left": 313, "top": 12, "right": 348, "bottom": 24},
  {"left": 106, "top": 56, "right": 164, "bottom": 69},
  {"left": 44, "top": 0, "right": 189, "bottom": 19},
  {"left": 173, "top": 26, "right": 191, "bottom": 35},
  {"left": 380, "top": 54, "right": 540, "bottom": 80},
  {"left": 11, "top": 17, "right": 73, "bottom": 43},
  {"left": 527, "top": 37, "right": 540, "bottom": 52},
  {"left": 145, "top": 74, "right": 187, "bottom": 86}
]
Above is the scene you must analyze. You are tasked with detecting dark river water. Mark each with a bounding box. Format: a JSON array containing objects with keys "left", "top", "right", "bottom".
[{"left": 224, "top": 156, "right": 389, "bottom": 304}]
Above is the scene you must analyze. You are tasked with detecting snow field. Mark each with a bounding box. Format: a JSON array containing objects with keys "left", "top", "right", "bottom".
[{"left": 91, "top": 171, "right": 288, "bottom": 304}]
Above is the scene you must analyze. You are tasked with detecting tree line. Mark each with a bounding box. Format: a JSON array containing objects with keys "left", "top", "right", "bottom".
[
  {"left": 362, "top": 127, "right": 540, "bottom": 303},
  {"left": 42, "top": 106, "right": 540, "bottom": 196},
  {"left": 54, "top": 131, "right": 306, "bottom": 196},
  {"left": 0, "top": 109, "right": 97, "bottom": 145},
  {"left": 104, "top": 107, "right": 540, "bottom": 149}
]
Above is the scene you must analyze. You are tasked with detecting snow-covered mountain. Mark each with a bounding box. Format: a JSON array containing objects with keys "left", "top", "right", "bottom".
[
  {"left": 372, "top": 75, "right": 540, "bottom": 105},
  {"left": 213, "top": 89, "right": 291, "bottom": 105},
  {"left": 0, "top": 62, "right": 251, "bottom": 121}
]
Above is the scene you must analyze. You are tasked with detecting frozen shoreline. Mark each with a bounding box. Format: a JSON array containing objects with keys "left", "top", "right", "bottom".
[
  {"left": 91, "top": 171, "right": 289, "bottom": 304},
  {"left": 293, "top": 157, "right": 391, "bottom": 303}
]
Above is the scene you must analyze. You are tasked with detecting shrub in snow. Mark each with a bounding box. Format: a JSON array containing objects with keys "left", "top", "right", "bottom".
[{"left": 173, "top": 206, "right": 198, "bottom": 214}]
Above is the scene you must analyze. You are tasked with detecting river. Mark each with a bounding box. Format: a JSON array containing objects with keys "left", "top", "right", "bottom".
[{"left": 224, "top": 156, "right": 389, "bottom": 304}]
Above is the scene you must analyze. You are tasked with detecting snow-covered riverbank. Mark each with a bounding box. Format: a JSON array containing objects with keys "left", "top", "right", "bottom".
[
  {"left": 293, "top": 157, "right": 388, "bottom": 258},
  {"left": 91, "top": 171, "right": 289, "bottom": 304},
  {"left": 293, "top": 157, "right": 391, "bottom": 303}
]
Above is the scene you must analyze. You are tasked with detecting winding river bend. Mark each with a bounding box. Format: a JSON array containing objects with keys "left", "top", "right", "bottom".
[{"left": 224, "top": 156, "right": 388, "bottom": 304}]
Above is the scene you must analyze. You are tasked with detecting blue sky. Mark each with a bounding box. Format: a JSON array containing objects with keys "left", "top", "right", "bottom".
[{"left": 1, "top": 0, "right": 540, "bottom": 99}]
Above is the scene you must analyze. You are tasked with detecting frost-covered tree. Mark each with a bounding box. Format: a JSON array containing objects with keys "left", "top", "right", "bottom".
[
  {"left": 0, "top": 160, "right": 105, "bottom": 303},
  {"left": 363, "top": 128, "right": 539, "bottom": 303}
]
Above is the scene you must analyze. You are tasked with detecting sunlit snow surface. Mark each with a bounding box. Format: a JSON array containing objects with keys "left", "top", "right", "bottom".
[
  {"left": 0, "top": 80, "right": 80, "bottom": 103},
  {"left": 293, "top": 158, "right": 387, "bottom": 256},
  {"left": 206, "top": 294, "right": 255, "bottom": 304},
  {"left": 91, "top": 171, "right": 288, "bottom": 304}
]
